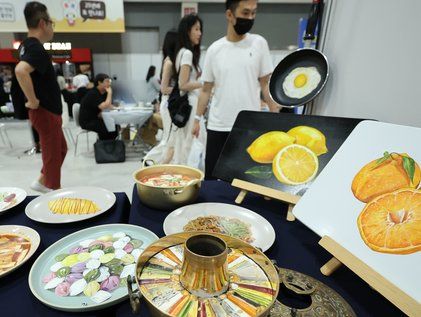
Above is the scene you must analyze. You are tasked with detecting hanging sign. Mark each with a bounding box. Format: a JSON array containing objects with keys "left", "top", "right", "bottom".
[
  {"left": 181, "top": 2, "right": 198, "bottom": 17},
  {"left": 0, "top": 0, "right": 124, "bottom": 33}
]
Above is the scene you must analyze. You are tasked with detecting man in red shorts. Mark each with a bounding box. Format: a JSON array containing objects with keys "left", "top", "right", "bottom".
[{"left": 15, "top": 2, "right": 67, "bottom": 192}]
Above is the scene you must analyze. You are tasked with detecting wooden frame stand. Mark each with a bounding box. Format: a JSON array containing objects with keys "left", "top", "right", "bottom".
[
  {"left": 319, "top": 236, "right": 420, "bottom": 317},
  {"left": 232, "top": 179, "right": 300, "bottom": 221}
]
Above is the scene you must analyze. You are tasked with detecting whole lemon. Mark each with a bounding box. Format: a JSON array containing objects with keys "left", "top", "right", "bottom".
[
  {"left": 247, "top": 131, "right": 295, "bottom": 164},
  {"left": 287, "top": 126, "right": 328, "bottom": 156}
]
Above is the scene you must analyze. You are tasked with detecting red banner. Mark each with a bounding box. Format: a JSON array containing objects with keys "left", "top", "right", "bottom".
[{"left": 0, "top": 48, "right": 92, "bottom": 63}]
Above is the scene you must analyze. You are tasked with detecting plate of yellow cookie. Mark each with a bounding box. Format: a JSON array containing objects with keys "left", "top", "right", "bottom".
[{"left": 25, "top": 187, "right": 116, "bottom": 224}]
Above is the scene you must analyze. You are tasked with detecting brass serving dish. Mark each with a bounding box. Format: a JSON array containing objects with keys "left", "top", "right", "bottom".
[
  {"left": 128, "top": 232, "right": 280, "bottom": 317},
  {"left": 127, "top": 232, "right": 356, "bottom": 317},
  {"left": 133, "top": 161, "right": 204, "bottom": 210}
]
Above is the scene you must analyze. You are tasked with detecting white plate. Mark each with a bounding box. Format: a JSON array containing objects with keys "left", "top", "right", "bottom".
[
  {"left": 28, "top": 224, "right": 158, "bottom": 312},
  {"left": 0, "top": 225, "right": 40, "bottom": 278},
  {"left": 0, "top": 187, "right": 27, "bottom": 214},
  {"left": 163, "top": 202, "right": 276, "bottom": 252},
  {"left": 25, "top": 187, "right": 116, "bottom": 224}
]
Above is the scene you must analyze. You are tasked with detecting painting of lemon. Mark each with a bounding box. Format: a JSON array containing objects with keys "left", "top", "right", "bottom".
[
  {"left": 357, "top": 188, "right": 421, "bottom": 254},
  {"left": 272, "top": 144, "right": 319, "bottom": 185},
  {"left": 247, "top": 131, "right": 295, "bottom": 163},
  {"left": 286, "top": 126, "right": 328, "bottom": 156},
  {"left": 352, "top": 152, "right": 421, "bottom": 203}
]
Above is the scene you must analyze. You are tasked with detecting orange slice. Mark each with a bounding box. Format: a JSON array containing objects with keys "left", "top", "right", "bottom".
[{"left": 357, "top": 188, "right": 421, "bottom": 254}]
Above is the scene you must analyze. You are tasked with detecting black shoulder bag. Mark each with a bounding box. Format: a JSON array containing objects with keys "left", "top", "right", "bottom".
[
  {"left": 94, "top": 139, "right": 126, "bottom": 164},
  {"left": 167, "top": 50, "right": 192, "bottom": 128}
]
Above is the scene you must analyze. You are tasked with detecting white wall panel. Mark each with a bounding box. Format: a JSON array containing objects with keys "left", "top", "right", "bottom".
[{"left": 314, "top": 0, "right": 421, "bottom": 127}]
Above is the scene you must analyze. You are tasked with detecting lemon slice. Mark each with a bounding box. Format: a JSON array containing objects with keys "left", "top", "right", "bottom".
[{"left": 273, "top": 144, "right": 319, "bottom": 185}]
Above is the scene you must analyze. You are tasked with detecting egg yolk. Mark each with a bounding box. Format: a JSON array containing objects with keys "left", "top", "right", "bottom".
[{"left": 294, "top": 74, "right": 307, "bottom": 88}]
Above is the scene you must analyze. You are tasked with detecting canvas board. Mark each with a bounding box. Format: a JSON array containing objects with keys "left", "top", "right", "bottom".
[
  {"left": 293, "top": 120, "right": 421, "bottom": 304},
  {"left": 213, "top": 111, "right": 363, "bottom": 197}
]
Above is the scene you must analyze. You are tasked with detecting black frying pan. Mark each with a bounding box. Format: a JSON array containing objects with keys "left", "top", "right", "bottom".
[
  {"left": 269, "top": 48, "right": 329, "bottom": 108},
  {"left": 269, "top": 0, "right": 328, "bottom": 108}
]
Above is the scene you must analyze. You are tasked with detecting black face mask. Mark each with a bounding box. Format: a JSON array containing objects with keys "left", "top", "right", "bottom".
[{"left": 233, "top": 17, "right": 254, "bottom": 35}]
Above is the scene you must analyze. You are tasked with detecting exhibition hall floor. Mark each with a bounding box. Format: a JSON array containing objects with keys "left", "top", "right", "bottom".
[{"left": 0, "top": 119, "right": 145, "bottom": 201}]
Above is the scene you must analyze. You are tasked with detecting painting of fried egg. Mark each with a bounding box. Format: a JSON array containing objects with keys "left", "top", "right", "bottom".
[{"left": 283, "top": 67, "right": 321, "bottom": 99}]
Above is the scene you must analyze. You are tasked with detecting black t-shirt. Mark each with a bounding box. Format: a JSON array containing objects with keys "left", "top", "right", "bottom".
[
  {"left": 19, "top": 37, "right": 62, "bottom": 115},
  {"left": 79, "top": 88, "right": 107, "bottom": 127}
]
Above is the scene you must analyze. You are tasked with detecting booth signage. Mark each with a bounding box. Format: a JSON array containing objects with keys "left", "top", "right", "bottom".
[
  {"left": 0, "top": 0, "right": 124, "bottom": 33},
  {"left": 43, "top": 42, "right": 72, "bottom": 51}
]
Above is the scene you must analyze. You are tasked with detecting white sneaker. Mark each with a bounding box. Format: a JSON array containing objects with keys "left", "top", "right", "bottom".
[{"left": 30, "top": 180, "right": 53, "bottom": 193}]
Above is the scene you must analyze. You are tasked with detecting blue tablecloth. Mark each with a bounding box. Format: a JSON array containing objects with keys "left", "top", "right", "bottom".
[
  {"left": 126, "top": 180, "right": 404, "bottom": 317},
  {"left": 0, "top": 192, "right": 131, "bottom": 317}
]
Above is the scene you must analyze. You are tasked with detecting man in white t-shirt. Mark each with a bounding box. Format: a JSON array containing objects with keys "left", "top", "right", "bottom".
[{"left": 192, "top": 0, "right": 279, "bottom": 179}]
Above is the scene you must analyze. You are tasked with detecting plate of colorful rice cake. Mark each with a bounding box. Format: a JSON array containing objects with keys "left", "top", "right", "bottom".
[{"left": 28, "top": 224, "right": 158, "bottom": 311}]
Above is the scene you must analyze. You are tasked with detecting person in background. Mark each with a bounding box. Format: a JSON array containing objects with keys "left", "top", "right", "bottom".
[
  {"left": 143, "top": 29, "right": 178, "bottom": 163},
  {"left": 79, "top": 73, "right": 118, "bottom": 140},
  {"left": 145, "top": 65, "right": 160, "bottom": 105},
  {"left": 55, "top": 68, "right": 66, "bottom": 91},
  {"left": 192, "top": 0, "right": 279, "bottom": 179},
  {"left": 1, "top": 66, "right": 13, "bottom": 86},
  {"left": 55, "top": 67, "right": 74, "bottom": 118},
  {"left": 72, "top": 67, "right": 90, "bottom": 103},
  {"left": 163, "top": 14, "right": 204, "bottom": 165},
  {"left": 24, "top": 126, "right": 41, "bottom": 154},
  {"left": 14, "top": 1, "right": 67, "bottom": 192},
  {"left": 141, "top": 65, "right": 162, "bottom": 146},
  {"left": 79, "top": 64, "right": 92, "bottom": 81},
  {"left": 0, "top": 66, "right": 12, "bottom": 110},
  {"left": 0, "top": 76, "right": 8, "bottom": 110}
]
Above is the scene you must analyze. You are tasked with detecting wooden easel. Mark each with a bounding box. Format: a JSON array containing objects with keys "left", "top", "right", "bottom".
[
  {"left": 231, "top": 179, "right": 300, "bottom": 221},
  {"left": 318, "top": 236, "right": 420, "bottom": 317}
]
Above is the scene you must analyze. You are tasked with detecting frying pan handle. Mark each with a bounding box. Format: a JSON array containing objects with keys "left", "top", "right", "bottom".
[{"left": 304, "top": 0, "right": 322, "bottom": 41}]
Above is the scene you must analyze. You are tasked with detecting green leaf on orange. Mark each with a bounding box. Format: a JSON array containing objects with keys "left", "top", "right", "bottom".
[
  {"left": 402, "top": 156, "right": 415, "bottom": 184},
  {"left": 376, "top": 151, "right": 391, "bottom": 165}
]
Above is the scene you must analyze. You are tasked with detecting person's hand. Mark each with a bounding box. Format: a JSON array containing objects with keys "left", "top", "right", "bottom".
[
  {"left": 192, "top": 120, "right": 200, "bottom": 138},
  {"left": 105, "top": 87, "right": 112, "bottom": 94},
  {"left": 25, "top": 98, "right": 40, "bottom": 109}
]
